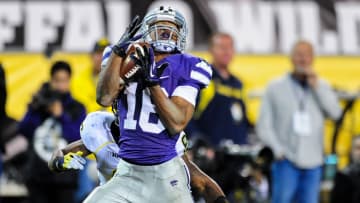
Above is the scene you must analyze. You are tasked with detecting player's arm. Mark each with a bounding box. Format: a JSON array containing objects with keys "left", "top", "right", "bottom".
[
  {"left": 150, "top": 87, "right": 194, "bottom": 135},
  {"left": 183, "top": 155, "right": 228, "bottom": 203},
  {"left": 133, "top": 47, "right": 195, "bottom": 135},
  {"left": 96, "top": 16, "right": 142, "bottom": 107},
  {"left": 96, "top": 53, "right": 124, "bottom": 107},
  {"left": 48, "top": 140, "right": 91, "bottom": 172}
]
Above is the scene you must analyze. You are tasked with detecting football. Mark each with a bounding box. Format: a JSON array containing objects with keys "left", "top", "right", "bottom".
[{"left": 119, "top": 42, "right": 150, "bottom": 84}]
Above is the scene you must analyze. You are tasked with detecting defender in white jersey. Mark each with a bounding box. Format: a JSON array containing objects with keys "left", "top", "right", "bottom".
[
  {"left": 49, "top": 111, "right": 186, "bottom": 185},
  {"left": 49, "top": 111, "right": 227, "bottom": 203},
  {"left": 80, "top": 111, "right": 119, "bottom": 185}
]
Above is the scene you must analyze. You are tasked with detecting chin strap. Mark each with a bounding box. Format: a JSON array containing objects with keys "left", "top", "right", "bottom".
[{"left": 150, "top": 42, "right": 181, "bottom": 54}]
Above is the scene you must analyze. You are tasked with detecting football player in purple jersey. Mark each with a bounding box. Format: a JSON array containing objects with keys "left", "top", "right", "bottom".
[{"left": 85, "top": 6, "right": 215, "bottom": 203}]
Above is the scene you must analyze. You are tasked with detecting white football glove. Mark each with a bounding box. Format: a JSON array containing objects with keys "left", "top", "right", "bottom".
[{"left": 61, "top": 151, "right": 86, "bottom": 170}]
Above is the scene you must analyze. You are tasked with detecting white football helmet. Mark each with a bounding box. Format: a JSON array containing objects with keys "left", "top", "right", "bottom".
[{"left": 141, "top": 6, "right": 187, "bottom": 53}]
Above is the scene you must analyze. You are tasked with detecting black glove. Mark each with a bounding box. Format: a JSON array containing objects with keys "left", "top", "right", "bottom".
[
  {"left": 112, "top": 15, "right": 143, "bottom": 57},
  {"left": 131, "top": 45, "right": 168, "bottom": 87}
]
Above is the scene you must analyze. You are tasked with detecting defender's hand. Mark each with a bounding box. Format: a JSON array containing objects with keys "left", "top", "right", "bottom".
[
  {"left": 112, "top": 15, "right": 143, "bottom": 57},
  {"left": 63, "top": 151, "right": 86, "bottom": 170},
  {"left": 56, "top": 151, "right": 86, "bottom": 171},
  {"left": 132, "top": 46, "right": 168, "bottom": 87}
]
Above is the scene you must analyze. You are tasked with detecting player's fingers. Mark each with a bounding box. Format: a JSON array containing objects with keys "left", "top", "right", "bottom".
[
  {"left": 74, "top": 155, "right": 87, "bottom": 165},
  {"left": 157, "top": 63, "right": 168, "bottom": 76},
  {"left": 77, "top": 163, "right": 84, "bottom": 170},
  {"left": 128, "top": 15, "right": 140, "bottom": 31},
  {"left": 67, "top": 160, "right": 76, "bottom": 169},
  {"left": 75, "top": 151, "right": 83, "bottom": 156},
  {"left": 64, "top": 156, "right": 70, "bottom": 163},
  {"left": 130, "top": 34, "right": 143, "bottom": 42},
  {"left": 135, "top": 47, "right": 145, "bottom": 58},
  {"left": 70, "top": 159, "right": 84, "bottom": 170},
  {"left": 130, "top": 54, "right": 142, "bottom": 67},
  {"left": 72, "top": 160, "right": 83, "bottom": 170},
  {"left": 136, "top": 47, "right": 149, "bottom": 68},
  {"left": 64, "top": 152, "right": 75, "bottom": 162},
  {"left": 141, "top": 45, "right": 149, "bottom": 59},
  {"left": 129, "top": 23, "right": 143, "bottom": 38},
  {"left": 146, "top": 46, "right": 155, "bottom": 68}
]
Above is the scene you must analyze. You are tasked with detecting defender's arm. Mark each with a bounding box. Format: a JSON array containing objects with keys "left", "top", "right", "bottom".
[
  {"left": 183, "top": 155, "right": 227, "bottom": 203},
  {"left": 48, "top": 140, "right": 91, "bottom": 172}
]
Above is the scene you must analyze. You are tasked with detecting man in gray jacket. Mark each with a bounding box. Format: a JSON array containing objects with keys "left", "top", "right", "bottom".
[{"left": 256, "top": 40, "right": 341, "bottom": 203}]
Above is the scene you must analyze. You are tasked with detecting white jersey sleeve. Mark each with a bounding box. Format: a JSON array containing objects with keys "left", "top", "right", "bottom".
[{"left": 80, "top": 111, "right": 116, "bottom": 153}]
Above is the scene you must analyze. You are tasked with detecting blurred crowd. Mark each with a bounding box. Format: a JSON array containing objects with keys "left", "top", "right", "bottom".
[
  {"left": 0, "top": 40, "right": 111, "bottom": 203},
  {"left": 0, "top": 33, "right": 359, "bottom": 203}
]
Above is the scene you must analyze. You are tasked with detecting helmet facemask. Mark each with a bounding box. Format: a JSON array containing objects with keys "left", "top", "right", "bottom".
[{"left": 141, "top": 7, "right": 187, "bottom": 53}]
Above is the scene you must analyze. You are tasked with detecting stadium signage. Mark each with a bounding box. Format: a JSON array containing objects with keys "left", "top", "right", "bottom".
[{"left": 0, "top": 0, "right": 359, "bottom": 55}]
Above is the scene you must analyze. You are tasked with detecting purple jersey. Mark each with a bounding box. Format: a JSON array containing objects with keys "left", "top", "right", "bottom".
[{"left": 114, "top": 53, "right": 212, "bottom": 165}]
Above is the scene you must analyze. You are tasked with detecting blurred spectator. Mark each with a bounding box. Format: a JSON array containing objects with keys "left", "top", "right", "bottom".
[
  {"left": 0, "top": 64, "right": 20, "bottom": 175},
  {"left": 71, "top": 38, "right": 110, "bottom": 113},
  {"left": 331, "top": 136, "right": 360, "bottom": 203},
  {"left": 257, "top": 40, "right": 341, "bottom": 203},
  {"left": 18, "top": 61, "right": 86, "bottom": 203},
  {"left": 186, "top": 33, "right": 254, "bottom": 202},
  {"left": 187, "top": 32, "right": 251, "bottom": 146}
]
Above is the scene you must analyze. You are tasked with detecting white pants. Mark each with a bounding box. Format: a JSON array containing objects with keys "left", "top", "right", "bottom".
[{"left": 83, "top": 156, "right": 193, "bottom": 203}]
